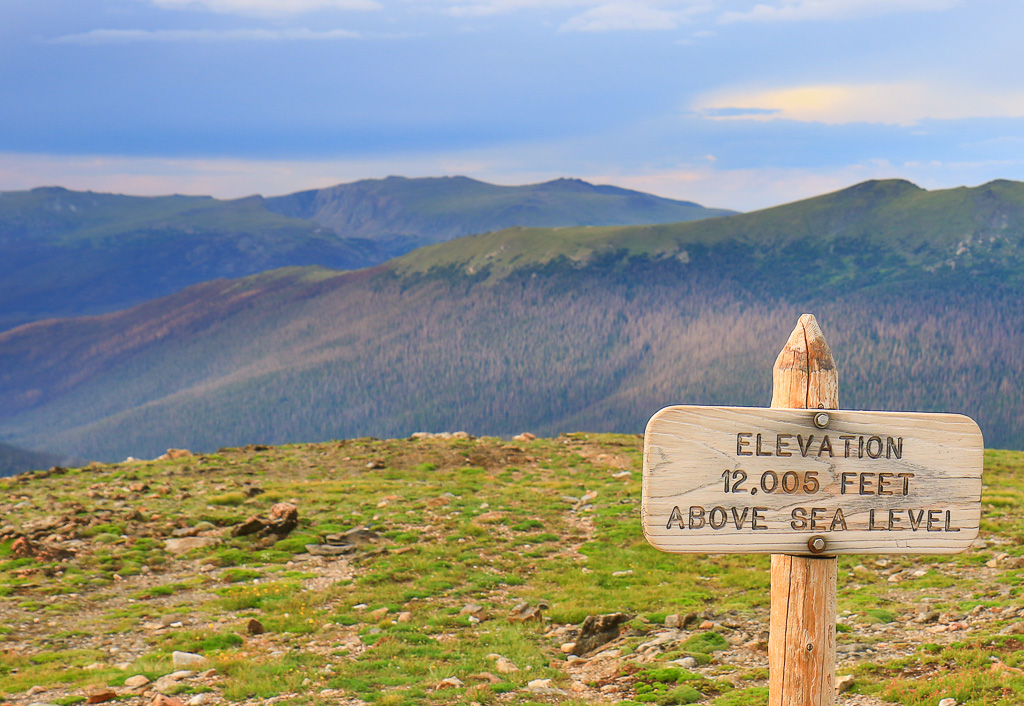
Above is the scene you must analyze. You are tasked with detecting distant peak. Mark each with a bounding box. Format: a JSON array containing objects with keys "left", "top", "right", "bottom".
[
  {"left": 535, "top": 177, "right": 595, "bottom": 191},
  {"left": 847, "top": 178, "right": 922, "bottom": 192},
  {"left": 979, "top": 178, "right": 1022, "bottom": 189}
]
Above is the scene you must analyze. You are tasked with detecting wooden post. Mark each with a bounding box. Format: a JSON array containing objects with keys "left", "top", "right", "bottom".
[{"left": 768, "top": 314, "right": 838, "bottom": 706}]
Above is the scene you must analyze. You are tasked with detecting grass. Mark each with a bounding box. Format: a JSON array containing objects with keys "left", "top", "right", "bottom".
[{"left": 0, "top": 435, "right": 1023, "bottom": 704}]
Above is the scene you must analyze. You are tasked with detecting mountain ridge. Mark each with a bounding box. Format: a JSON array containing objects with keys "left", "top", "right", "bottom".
[
  {"left": 0, "top": 176, "right": 732, "bottom": 331},
  {"left": 2, "top": 178, "right": 1024, "bottom": 461},
  {"left": 394, "top": 178, "right": 1024, "bottom": 282}
]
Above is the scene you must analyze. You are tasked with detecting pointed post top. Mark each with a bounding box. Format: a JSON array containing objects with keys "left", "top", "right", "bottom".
[{"left": 771, "top": 313, "right": 839, "bottom": 410}]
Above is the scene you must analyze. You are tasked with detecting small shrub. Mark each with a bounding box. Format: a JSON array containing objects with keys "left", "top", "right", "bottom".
[
  {"left": 209, "top": 493, "right": 247, "bottom": 506},
  {"left": 681, "top": 632, "right": 728, "bottom": 654}
]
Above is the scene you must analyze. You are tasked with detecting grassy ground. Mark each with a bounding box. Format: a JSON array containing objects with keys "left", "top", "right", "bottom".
[{"left": 1, "top": 434, "right": 1022, "bottom": 705}]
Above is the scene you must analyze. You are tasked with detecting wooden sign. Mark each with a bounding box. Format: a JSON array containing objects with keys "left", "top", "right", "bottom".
[{"left": 642, "top": 405, "right": 984, "bottom": 555}]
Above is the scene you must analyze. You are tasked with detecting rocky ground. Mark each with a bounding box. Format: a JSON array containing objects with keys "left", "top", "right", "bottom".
[{"left": 1, "top": 435, "right": 1023, "bottom": 706}]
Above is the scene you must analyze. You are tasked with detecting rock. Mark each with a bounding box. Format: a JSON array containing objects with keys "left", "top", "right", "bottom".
[
  {"left": 199, "top": 669, "right": 217, "bottom": 679},
  {"left": 611, "top": 570, "right": 633, "bottom": 577},
  {"left": 668, "top": 657, "right": 699, "bottom": 669},
  {"left": 86, "top": 688, "right": 117, "bottom": 704},
  {"left": 1004, "top": 621, "right": 1024, "bottom": 635},
  {"left": 159, "top": 449, "right": 193, "bottom": 460},
  {"left": 491, "top": 656, "right": 518, "bottom": 674},
  {"left": 991, "top": 661, "right": 1024, "bottom": 676},
  {"left": 164, "top": 537, "right": 219, "bottom": 555},
  {"left": 612, "top": 470, "right": 632, "bottom": 479},
  {"left": 938, "top": 699, "right": 957, "bottom": 706},
  {"left": 370, "top": 607, "right": 389, "bottom": 621},
  {"left": 247, "top": 618, "right": 265, "bottom": 635},
  {"left": 460, "top": 603, "right": 485, "bottom": 616},
  {"left": 513, "top": 432, "right": 536, "bottom": 441},
  {"left": 436, "top": 677, "right": 464, "bottom": 689},
  {"left": 397, "top": 611, "right": 413, "bottom": 623},
  {"left": 508, "top": 602, "right": 545, "bottom": 622},
  {"left": 151, "top": 696, "right": 186, "bottom": 706},
  {"left": 572, "top": 612, "right": 633, "bottom": 656},
  {"left": 525, "top": 678, "right": 567, "bottom": 696},
  {"left": 172, "top": 651, "right": 209, "bottom": 668},
  {"left": 267, "top": 503, "right": 299, "bottom": 535},
  {"left": 232, "top": 503, "right": 299, "bottom": 539},
  {"left": 10, "top": 537, "right": 74, "bottom": 561},
  {"left": 26, "top": 687, "right": 47, "bottom": 696},
  {"left": 742, "top": 639, "right": 768, "bottom": 653},
  {"left": 914, "top": 610, "right": 940, "bottom": 624},
  {"left": 160, "top": 614, "right": 186, "bottom": 627},
  {"left": 327, "top": 528, "right": 379, "bottom": 546},
  {"left": 468, "top": 672, "right": 501, "bottom": 684},
  {"left": 125, "top": 676, "right": 151, "bottom": 689},
  {"left": 573, "top": 490, "right": 598, "bottom": 511},
  {"left": 835, "top": 674, "right": 855, "bottom": 693},
  {"left": 305, "top": 544, "right": 355, "bottom": 556},
  {"left": 699, "top": 619, "right": 715, "bottom": 630},
  {"left": 187, "top": 695, "right": 212, "bottom": 706},
  {"left": 231, "top": 517, "right": 267, "bottom": 538},
  {"left": 153, "top": 676, "right": 182, "bottom": 694},
  {"left": 637, "top": 631, "right": 682, "bottom": 653},
  {"left": 365, "top": 460, "right": 386, "bottom": 469},
  {"left": 560, "top": 642, "right": 576, "bottom": 654},
  {"left": 665, "top": 614, "right": 682, "bottom": 628}
]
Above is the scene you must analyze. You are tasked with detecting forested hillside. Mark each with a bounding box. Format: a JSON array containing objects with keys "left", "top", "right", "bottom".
[
  {"left": 0, "top": 441, "right": 74, "bottom": 477},
  {"left": 2, "top": 180, "right": 1023, "bottom": 461}
]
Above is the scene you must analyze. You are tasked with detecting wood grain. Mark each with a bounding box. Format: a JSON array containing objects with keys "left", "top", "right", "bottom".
[
  {"left": 770, "top": 314, "right": 838, "bottom": 706},
  {"left": 770, "top": 553, "right": 838, "bottom": 706},
  {"left": 641, "top": 406, "right": 983, "bottom": 555}
]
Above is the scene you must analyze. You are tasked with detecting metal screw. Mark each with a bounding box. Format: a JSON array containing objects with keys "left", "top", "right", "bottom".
[
  {"left": 813, "top": 411, "right": 830, "bottom": 429},
  {"left": 808, "top": 535, "right": 826, "bottom": 554},
  {"left": 806, "top": 643, "right": 814, "bottom": 652}
]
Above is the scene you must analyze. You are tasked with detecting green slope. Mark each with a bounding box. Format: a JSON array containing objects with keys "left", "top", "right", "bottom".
[{"left": 395, "top": 179, "right": 1024, "bottom": 282}]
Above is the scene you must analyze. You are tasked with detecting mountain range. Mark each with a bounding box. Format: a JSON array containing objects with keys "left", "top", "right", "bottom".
[
  {"left": 2, "top": 177, "right": 1024, "bottom": 464},
  {"left": 0, "top": 176, "right": 731, "bottom": 332}
]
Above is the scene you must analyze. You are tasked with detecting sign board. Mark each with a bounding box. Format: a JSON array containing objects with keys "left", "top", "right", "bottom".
[{"left": 642, "top": 406, "right": 984, "bottom": 555}]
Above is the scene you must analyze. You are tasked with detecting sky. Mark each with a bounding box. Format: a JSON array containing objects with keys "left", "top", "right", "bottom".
[{"left": 2, "top": 0, "right": 1023, "bottom": 211}]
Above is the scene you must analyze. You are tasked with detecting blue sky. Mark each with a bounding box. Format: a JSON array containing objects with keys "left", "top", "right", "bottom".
[{"left": 2, "top": 0, "right": 1023, "bottom": 210}]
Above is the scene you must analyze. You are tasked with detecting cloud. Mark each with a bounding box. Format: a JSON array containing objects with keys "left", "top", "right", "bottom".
[
  {"left": 701, "top": 107, "right": 780, "bottom": 118},
  {"left": 440, "top": 0, "right": 711, "bottom": 28},
  {"left": 52, "top": 27, "right": 362, "bottom": 43},
  {"left": 445, "top": 0, "right": 589, "bottom": 17},
  {"left": 694, "top": 83, "right": 1024, "bottom": 126},
  {"left": 147, "top": 0, "right": 381, "bottom": 14},
  {"left": 719, "top": 0, "right": 959, "bottom": 24},
  {"left": 559, "top": 2, "right": 689, "bottom": 31}
]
